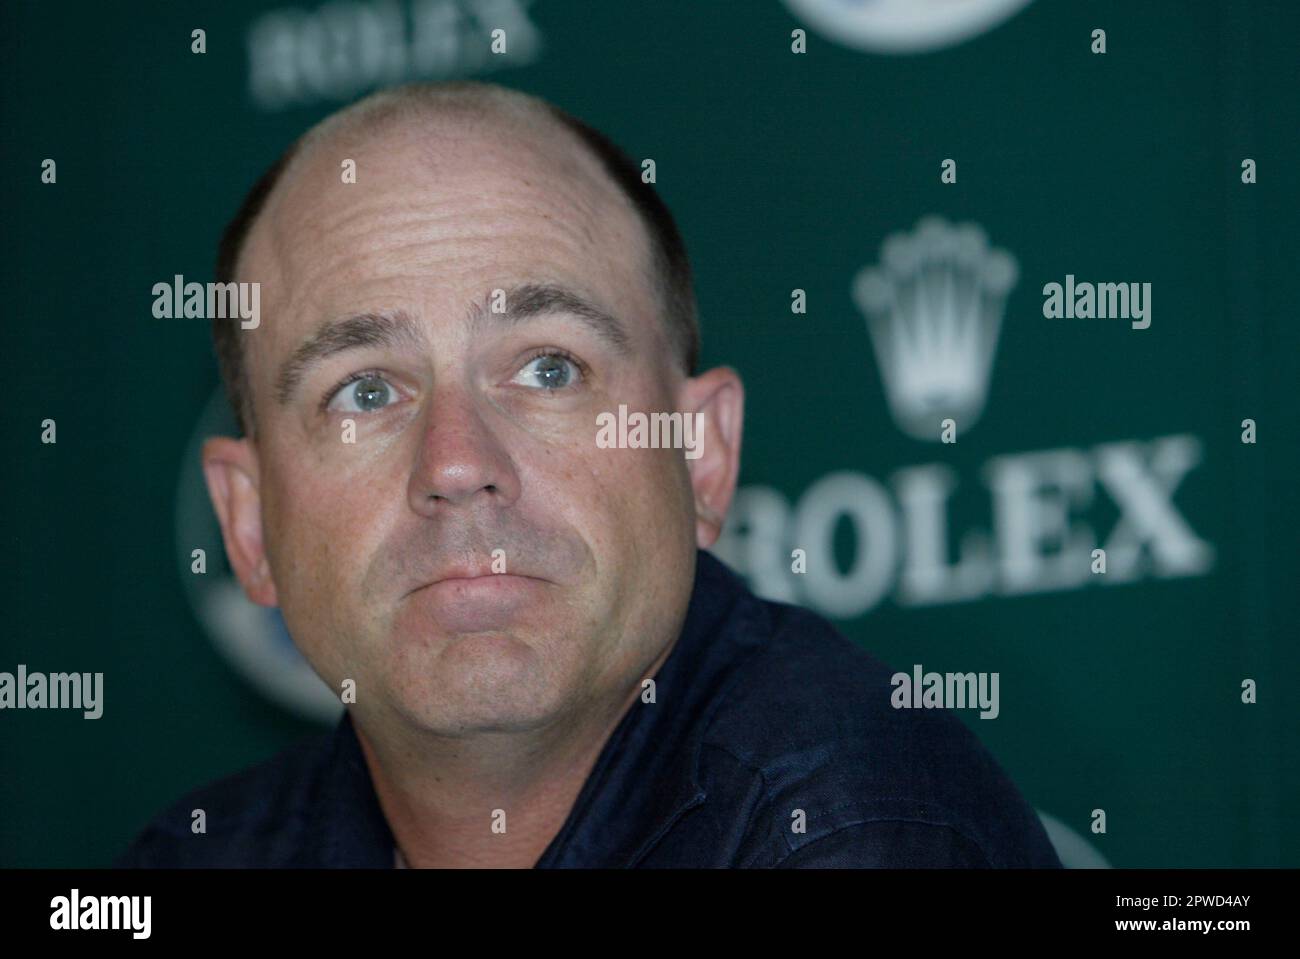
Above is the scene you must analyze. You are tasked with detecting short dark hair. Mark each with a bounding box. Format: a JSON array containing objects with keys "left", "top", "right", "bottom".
[{"left": 213, "top": 83, "right": 699, "bottom": 436}]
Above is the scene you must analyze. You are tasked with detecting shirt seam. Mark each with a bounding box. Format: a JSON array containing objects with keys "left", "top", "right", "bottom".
[
  {"left": 769, "top": 818, "right": 996, "bottom": 868},
  {"left": 620, "top": 591, "right": 773, "bottom": 866},
  {"left": 705, "top": 739, "right": 998, "bottom": 865}
]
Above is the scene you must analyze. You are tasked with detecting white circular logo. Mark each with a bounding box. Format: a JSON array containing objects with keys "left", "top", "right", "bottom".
[
  {"left": 175, "top": 387, "right": 343, "bottom": 723},
  {"left": 782, "top": 0, "right": 1035, "bottom": 54}
]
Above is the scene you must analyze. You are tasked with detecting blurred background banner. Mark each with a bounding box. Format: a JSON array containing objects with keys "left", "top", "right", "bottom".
[{"left": 2, "top": 0, "right": 1296, "bottom": 868}]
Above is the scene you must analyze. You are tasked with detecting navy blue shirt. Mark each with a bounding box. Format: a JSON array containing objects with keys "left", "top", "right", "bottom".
[{"left": 115, "top": 550, "right": 1062, "bottom": 868}]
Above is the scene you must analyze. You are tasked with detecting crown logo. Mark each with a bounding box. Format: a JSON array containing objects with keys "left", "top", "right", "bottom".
[{"left": 852, "top": 216, "right": 1018, "bottom": 441}]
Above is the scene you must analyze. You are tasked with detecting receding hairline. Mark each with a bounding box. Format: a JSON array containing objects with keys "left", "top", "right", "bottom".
[
  {"left": 298, "top": 81, "right": 569, "bottom": 152},
  {"left": 252, "top": 83, "right": 628, "bottom": 252}
]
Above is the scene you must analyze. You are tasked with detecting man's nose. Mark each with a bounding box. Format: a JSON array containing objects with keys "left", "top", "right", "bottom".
[{"left": 407, "top": 385, "right": 520, "bottom": 515}]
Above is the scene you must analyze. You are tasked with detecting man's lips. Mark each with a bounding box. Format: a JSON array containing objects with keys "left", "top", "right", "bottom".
[
  {"left": 403, "top": 571, "right": 549, "bottom": 599},
  {"left": 398, "top": 572, "right": 551, "bottom": 632}
]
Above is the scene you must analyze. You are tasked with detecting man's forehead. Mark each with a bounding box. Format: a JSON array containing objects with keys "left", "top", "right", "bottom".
[
  {"left": 261, "top": 109, "right": 635, "bottom": 257},
  {"left": 234, "top": 109, "right": 664, "bottom": 388}
]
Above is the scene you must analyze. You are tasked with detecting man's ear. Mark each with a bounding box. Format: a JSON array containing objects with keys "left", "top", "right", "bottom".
[
  {"left": 201, "top": 436, "right": 278, "bottom": 607},
  {"left": 678, "top": 366, "right": 744, "bottom": 549}
]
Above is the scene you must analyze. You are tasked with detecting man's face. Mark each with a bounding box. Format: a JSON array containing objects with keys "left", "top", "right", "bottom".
[{"left": 213, "top": 114, "right": 729, "bottom": 736}]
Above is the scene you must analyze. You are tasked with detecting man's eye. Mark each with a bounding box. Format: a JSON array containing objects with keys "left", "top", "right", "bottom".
[
  {"left": 327, "top": 374, "right": 397, "bottom": 413},
  {"left": 513, "top": 353, "right": 580, "bottom": 390}
]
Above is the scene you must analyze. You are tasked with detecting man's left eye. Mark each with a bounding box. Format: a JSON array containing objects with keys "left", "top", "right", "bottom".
[
  {"left": 326, "top": 374, "right": 398, "bottom": 413},
  {"left": 513, "top": 353, "right": 580, "bottom": 390}
]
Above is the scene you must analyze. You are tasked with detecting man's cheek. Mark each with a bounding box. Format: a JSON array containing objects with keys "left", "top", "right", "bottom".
[
  {"left": 617, "top": 446, "right": 690, "bottom": 509},
  {"left": 578, "top": 448, "right": 647, "bottom": 519},
  {"left": 578, "top": 447, "right": 686, "bottom": 557},
  {"left": 268, "top": 476, "right": 371, "bottom": 609}
]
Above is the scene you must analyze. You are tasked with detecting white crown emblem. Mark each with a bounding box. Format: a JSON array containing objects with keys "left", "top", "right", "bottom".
[{"left": 852, "top": 215, "right": 1018, "bottom": 441}]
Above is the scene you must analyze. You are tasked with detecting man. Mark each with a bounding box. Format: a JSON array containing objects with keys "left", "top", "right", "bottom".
[{"left": 116, "top": 80, "right": 1061, "bottom": 868}]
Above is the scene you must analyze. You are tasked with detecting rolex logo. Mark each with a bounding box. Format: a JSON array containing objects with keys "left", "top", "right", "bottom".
[{"left": 852, "top": 216, "right": 1018, "bottom": 441}]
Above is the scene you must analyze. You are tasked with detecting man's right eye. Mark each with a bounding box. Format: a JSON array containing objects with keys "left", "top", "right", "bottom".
[{"left": 326, "top": 373, "right": 397, "bottom": 413}]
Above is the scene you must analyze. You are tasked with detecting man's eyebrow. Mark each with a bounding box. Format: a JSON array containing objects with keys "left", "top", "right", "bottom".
[
  {"left": 470, "top": 282, "right": 633, "bottom": 355},
  {"left": 275, "top": 310, "right": 425, "bottom": 404}
]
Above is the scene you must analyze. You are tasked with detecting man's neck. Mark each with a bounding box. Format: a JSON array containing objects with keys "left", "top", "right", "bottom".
[{"left": 353, "top": 643, "right": 677, "bottom": 869}]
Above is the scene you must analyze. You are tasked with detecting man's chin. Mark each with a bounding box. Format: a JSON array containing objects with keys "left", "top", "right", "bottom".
[{"left": 380, "top": 631, "right": 563, "bottom": 734}]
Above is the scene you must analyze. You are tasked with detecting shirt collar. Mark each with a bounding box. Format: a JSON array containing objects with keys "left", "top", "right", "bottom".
[
  {"left": 536, "top": 549, "right": 763, "bottom": 866},
  {"left": 309, "top": 708, "right": 398, "bottom": 868},
  {"left": 310, "top": 549, "right": 759, "bottom": 868}
]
